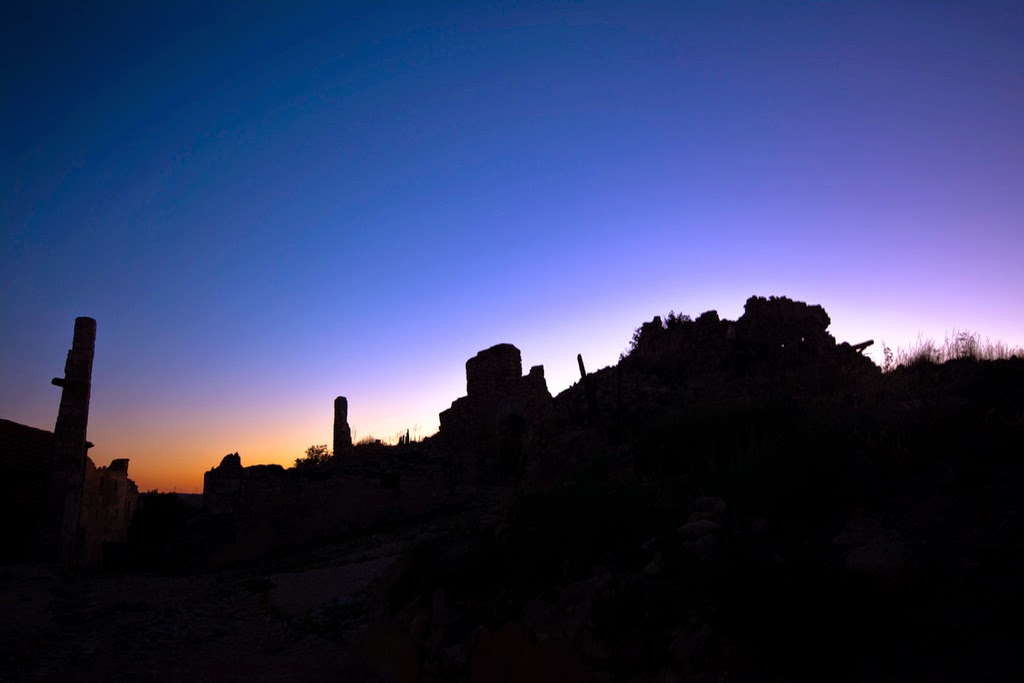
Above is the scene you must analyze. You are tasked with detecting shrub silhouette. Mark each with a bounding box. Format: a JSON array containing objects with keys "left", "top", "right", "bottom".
[{"left": 294, "top": 443, "right": 332, "bottom": 468}]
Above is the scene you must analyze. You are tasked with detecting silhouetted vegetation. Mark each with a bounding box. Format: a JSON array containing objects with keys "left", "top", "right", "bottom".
[
  {"left": 294, "top": 443, "right": 332, "bottom": 468},
  {"left": 882, "top": 330, "right": 1023, "bottom": 371}
]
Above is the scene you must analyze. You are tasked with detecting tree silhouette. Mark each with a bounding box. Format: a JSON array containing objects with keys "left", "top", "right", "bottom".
[{"left": 295, "top": 444, "right": 331, "bottom": 468}]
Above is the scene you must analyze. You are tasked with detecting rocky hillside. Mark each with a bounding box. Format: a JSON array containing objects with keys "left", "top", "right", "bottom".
[{"left": 4, "top": 296, "right": 1022, "bottom": 682}]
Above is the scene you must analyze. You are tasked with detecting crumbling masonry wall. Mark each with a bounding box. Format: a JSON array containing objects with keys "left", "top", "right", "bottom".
[
  {"left": 79, "top": 457, "right": 139, "bottom": 566},
  {"left": 438, "top": 344, "right": 553, "bottom": 482}
]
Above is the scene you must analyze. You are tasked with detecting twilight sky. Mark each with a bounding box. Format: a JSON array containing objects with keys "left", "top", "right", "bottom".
[{"left": 3, "top": 1, "right": 1022, "bottom": 492}]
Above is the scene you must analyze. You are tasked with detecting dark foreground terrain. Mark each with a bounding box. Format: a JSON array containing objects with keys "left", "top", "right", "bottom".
[{"left": 4, "top": 310, "right": 1023, "bottom": 682}]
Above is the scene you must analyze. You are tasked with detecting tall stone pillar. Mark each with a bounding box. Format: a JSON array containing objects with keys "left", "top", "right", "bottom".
[
  {"left": 334, "top": 396, "right": 352, "bottom": 455},
  {"left": 35, "top": 317, "right": 96, "bottom": 565}
]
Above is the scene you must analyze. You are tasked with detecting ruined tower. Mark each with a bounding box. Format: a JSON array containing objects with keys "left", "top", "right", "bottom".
[
  {"left": 438, "top": 344, "right": 553, "bottom": 482},
  {"left": 334, "top": 396, "right": 352, "bottom": 455},
  {"left": 34, "top": 317, "right": 96, "bottom": 564}
]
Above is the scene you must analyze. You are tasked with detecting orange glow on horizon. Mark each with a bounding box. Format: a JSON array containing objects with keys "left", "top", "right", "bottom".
[
  {"left": 76, "top": 306, "right": 1024, "bottom": 494},
  {"left": 86, "top": 396, "right": 449, "bottom": 493}
]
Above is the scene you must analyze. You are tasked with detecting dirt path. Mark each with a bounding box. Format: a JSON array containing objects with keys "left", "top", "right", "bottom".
[
  {"left": 1, "top": 488, "right": 514, "bottom": 682},
  {"left": 1, "top": 549, "right": 398, "bottom": 681}
]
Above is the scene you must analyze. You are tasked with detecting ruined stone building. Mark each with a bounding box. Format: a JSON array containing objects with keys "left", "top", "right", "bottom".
[
  {"left": 201, "top": 443, "right": 451, "bottom": 564},
  {"left": 0, "top": 318, "right": 138, "bottom": 567},
  {"left": 204, "top": 394, "right": 356, "bottom": 516},
  {"left": 333, "top": 395, "right": 352, "bottom": 455},
  {"left": 438, "top": 343, "right": 553, "bottom": 482},
  {"left": 203, "top": 345, "right": 558, "bottom": 538},
  {"left": 199, "top": 296, "right": 876, "bottom": 542},
  {"left": 78, "top": 457, "right": 139, "bottom": 565},
  {"left": 0, "top": 419, "right": 57, "bottom": 563},
  {"left": 202, "top": 452, "right": 289, "bottom": 515}
]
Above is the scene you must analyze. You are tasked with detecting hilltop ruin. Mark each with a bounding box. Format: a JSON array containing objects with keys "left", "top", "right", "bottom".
[
  {"left": 199, "top": 295, "right": 878, "bottom": 554},
  {"left": 437, "top": 343, "right": 553, "bottom": 482},
  {"left": 9, "top": 297, "right": 1024, "bottom": 682}
]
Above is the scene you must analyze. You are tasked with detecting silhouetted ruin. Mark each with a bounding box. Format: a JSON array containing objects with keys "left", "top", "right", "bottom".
[
  {"left": 0, "top": 318, "right": 138, "bottom": 567},
  {"left": 333, "top": 396, "right": 352, "bottom": 456},
  {"left": 78, "top": 456, "right": 139, "bottom": 565},
  {"left": 201, "top": 452, "right": 249, "bottom": 515},
  {"left": 438, "top": 343, "right": 553, "bottom": 482},
  {"left": 34, "top": 316, "right": 96, "bottom": 563},
  {"left": 199, "top": 297, "right": 880, "bottom": 527},
  {"left": 10, "top": 297, "right": 1024, "bottom": 682}
]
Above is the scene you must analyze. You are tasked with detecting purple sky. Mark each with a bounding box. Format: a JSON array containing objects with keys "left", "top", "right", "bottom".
[{"left": 3, "top": 1, "right": 1022, "bottom": 491}]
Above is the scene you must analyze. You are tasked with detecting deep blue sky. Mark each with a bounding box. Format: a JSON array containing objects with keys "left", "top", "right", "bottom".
[{"left": 3, "top": 1, "right": 1023, "bottom": 490}]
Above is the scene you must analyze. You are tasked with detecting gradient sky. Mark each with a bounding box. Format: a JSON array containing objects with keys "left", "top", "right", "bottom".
[{"left": 3, "top": 1, "right": 1022, "bottom": 492}]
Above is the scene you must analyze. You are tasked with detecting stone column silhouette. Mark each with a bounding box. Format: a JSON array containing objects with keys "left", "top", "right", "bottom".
[
  {"left": 34, "top": 317, "right": 96, "bottom": 565},
  {"left": 334, "top": 396, "right": 352, "bottom": 455}
]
